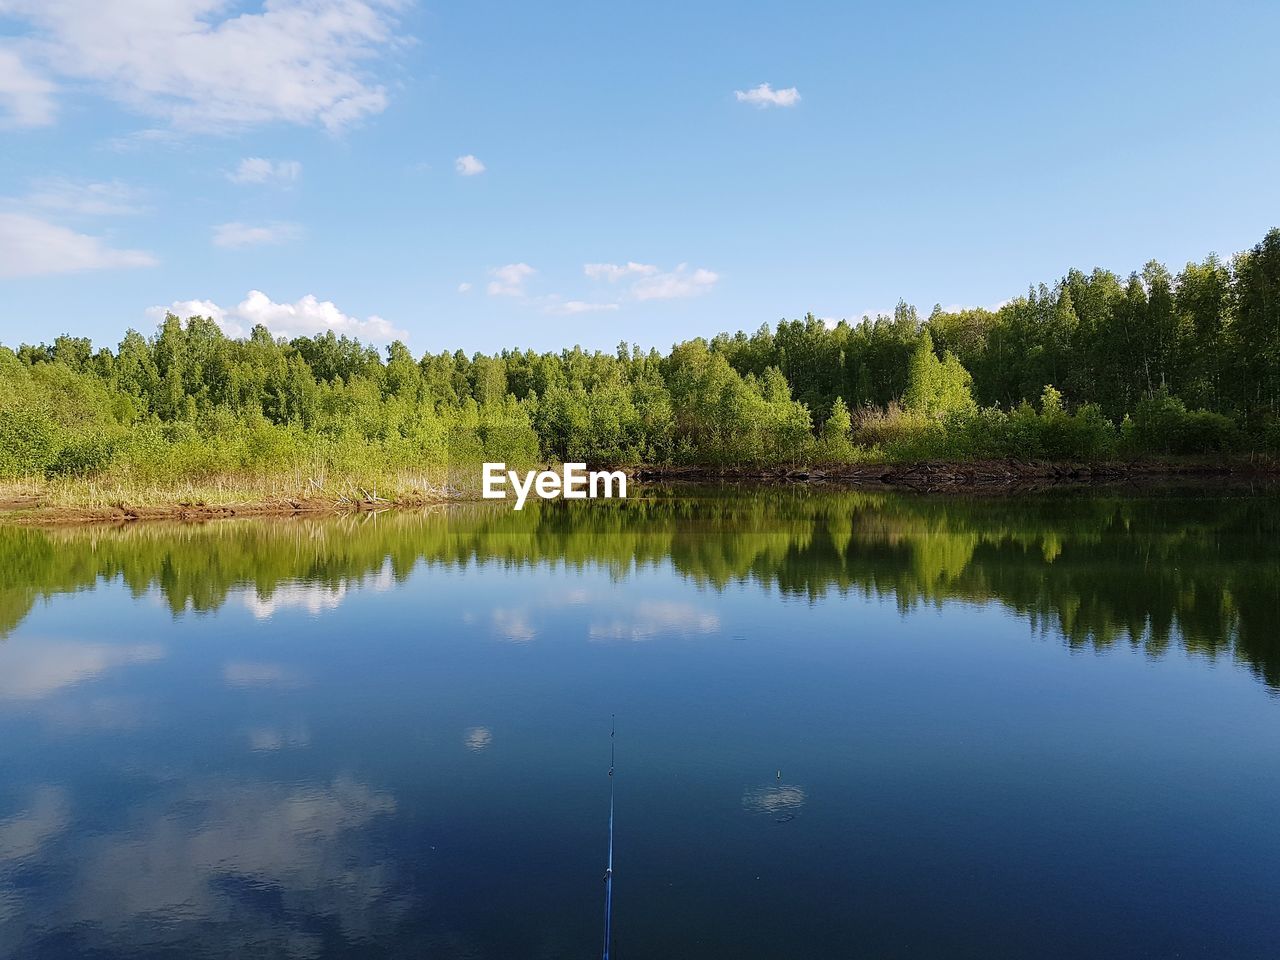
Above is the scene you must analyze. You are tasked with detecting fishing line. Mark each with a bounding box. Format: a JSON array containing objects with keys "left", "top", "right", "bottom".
[{"left": 602, "top": 715, "right": 615, "bottom": 960}]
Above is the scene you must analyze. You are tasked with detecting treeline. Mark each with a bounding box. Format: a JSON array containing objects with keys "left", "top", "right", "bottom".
[{"left": 2, "top": 228, "right": 1278, "bottom": 482}]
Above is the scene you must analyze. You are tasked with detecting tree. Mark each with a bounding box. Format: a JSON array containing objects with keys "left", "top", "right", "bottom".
[
  {"left": 1174, "top": 255, "right": 1230, "bottom": 409},
  {"left": 904, "top": 332, "right": 976, "bottom": 417},
  {"left": 1232, "top": 228, "right": 1280, "bottom": 420},
  {"left": 819, "top": 397, "right": 854, "bottom": 461}
]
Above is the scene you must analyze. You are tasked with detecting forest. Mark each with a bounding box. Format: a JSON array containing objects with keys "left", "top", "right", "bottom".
[{"left": 1, "top": 227, "right": 1278, "bottom": 487}]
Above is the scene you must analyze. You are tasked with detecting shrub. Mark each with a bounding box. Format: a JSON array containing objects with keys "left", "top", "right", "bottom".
[
  {"left": 47, "top": 435, "right": 117, "bottom": 478},
  {"left": 0, "top": 406, "right": 60, "bottom": 476},
  {"left": 1123, "top": 390, "right": 1241, "bottom": 455},
  {"left": 816, "top": 397, "right": 854, "bottom": 462}
]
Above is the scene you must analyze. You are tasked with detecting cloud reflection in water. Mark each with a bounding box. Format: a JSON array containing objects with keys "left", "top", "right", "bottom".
[
  {"left": 589, "top": 600, "right": 720, "bottom": 642},
  {"left": 42, "top": 778, "right": 402, "bottom": 956},
  {"left": 742, "top": 782, "right": 808, "bottom": 816},
  {"left": 464, "top": 726, "right": 493, "bottom": 752},
  {"left": 0, "top": 641, "right": 163, "bottom": 701}
]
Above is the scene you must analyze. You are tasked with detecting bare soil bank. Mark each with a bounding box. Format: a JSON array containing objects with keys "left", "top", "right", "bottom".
[
  {"left": 632, "top": 458, "right": 1280, "bottom": 493},
  {"left": 0, "top": 490, "right": 452, "bottom": 526}
]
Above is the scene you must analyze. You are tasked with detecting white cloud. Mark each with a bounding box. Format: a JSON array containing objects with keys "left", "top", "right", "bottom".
[
  {"left": 582, "top": 260, "right": 719, "bottom": 302},
  {"left": 101, "top": 126, "right": 186, "bottom": 152},
  {"left": 211, "top": 220, "right": 303, "bottom": 248},
  {"left": 19, "top": 177, "right": 143, "bottom": 216},
  {"left": 3, "top": 0, "right": 404, "bottom": 133},
  {"left": 150, "top": 290, "right": 407, "bottom": 343},
  {"left": 0, "top": 211, "right": 156, "bottom": 277},
  {"left": 583, "top": 261, "right": 658, "bottom": 282},
  {"left": 228, "top": 157, "right": 301, "bottom": 185},
  {"left": 482, "top": 259, "right": 718, "bottom": 309},
  {"left": 544, "top": 299, "right": 619, "bottom": 316},
  {"left": 0, "top": 47, "right": 56, "bottom": 127},
  {"left": 630, "top": 263, "right": 719, "bottom": 301},
  {"left": 156, "top": 297, "right": 227, "bottom": 326},
  {"left": 487, "top": 262, "right": 535, "bottom": 297},
  {"left": 454, "top": 154, "right": 485, "bottom": 176},
  {"left": 734, "top": 82, "right": 801, "bottom": 108},
  {"left": 457, "top": 282, "right": 472, "bottom": 293}
]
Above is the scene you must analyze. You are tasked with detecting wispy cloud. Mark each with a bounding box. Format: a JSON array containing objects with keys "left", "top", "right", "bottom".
[
  {"left": 734, "top": 82, "right": 801, "bottom": 108},
  {"left": 100, "top": 127, "right": 186, "bottom": 153},
  {"left": 0, "top": 212, "right": 156, "bottom": 278},
  {"left": 0, "top": 48, "right": 57, "bottom": 127},
  {"left": 228, "top": 157, "right": 301, "bottom": 185},
  {"left": 583, "top": 261, "right": 658, "bottom": 282},
  {"left": 583, "top": 261, "right": 719, "bottom": 301},
  {"left": 542, "top": 298, "right": 619, "bottom": 316},
  {"left": 487, "top": 262, "right": 535, "bottom": 297},
  {"left": 479, "top": 259, "right": 718, "bottom": 310},
  {"left": 211, "top": 221, "right": 303, "bottom": 248},
  {"left": 150, "top": 290, "right": 407, "bottom": 343},
  {"left": 455, "top": 154, "right": 486, "bottom": 176},
  {"left": 18, "top": 177, "right": 144, "bottom": 216},
  {"left": 630, "top": 263, "right": 719, "bottom": 301}
]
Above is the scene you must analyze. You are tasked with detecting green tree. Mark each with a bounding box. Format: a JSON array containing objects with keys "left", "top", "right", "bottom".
[
  {"left": 904, "top": 332, "right": 976, "bottom": 417},
  {"left": 819, "top": 396, "right": 854, "bottom": 461}
]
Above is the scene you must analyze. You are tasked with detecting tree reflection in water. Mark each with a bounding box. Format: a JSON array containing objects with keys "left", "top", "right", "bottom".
[{"left": 1, "top": 484, "right": 1276, "bottom": 687}]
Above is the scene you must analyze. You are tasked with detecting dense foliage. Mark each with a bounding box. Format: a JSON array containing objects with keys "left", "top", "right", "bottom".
[{"left": 2, "top": 228, "right": 1278, "bottom": 481}]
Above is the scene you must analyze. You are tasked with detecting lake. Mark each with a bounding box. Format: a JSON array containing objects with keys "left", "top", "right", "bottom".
[{"left": 1, "top": 486, "right": 1278, "bottom": 959}]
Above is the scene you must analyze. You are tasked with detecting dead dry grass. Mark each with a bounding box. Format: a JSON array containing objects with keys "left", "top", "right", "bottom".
[{"left": 0, "top": 467, "right": 480, "bottom": 524}]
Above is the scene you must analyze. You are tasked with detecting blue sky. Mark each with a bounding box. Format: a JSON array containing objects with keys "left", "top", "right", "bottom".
[{"left": 2, "top": 0, "right": 1278, "bottom": 354}]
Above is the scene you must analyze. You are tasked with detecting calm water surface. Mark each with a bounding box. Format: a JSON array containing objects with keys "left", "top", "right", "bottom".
[{"left": 1, "top": 487, "right": 1278, "bottom": 959}]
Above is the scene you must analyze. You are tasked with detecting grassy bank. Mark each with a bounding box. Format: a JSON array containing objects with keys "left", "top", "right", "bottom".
[{"left": 0, "top": 467, "right": 464, "bottom": 524}]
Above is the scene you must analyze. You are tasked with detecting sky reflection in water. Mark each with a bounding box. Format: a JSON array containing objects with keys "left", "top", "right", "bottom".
[{"left": 0, "top": 487, "right": 1278, "bottom": 959}]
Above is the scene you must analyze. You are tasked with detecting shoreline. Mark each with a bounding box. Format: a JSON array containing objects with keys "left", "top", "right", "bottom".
[
  {"left": 0, "top": 492, "right": 456, "bottom": 526},
  {"left": 632, "top": 457, "right": 1280, "bottom": 490},
  {"left": 2, "top": 457, "right": 1276, "bottom": 525}
]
